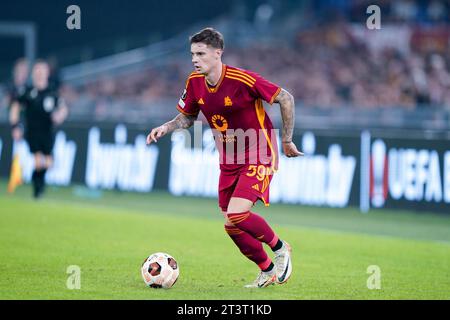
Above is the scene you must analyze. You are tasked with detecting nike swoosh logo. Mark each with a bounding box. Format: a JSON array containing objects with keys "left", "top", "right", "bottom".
[
  {"left": 278, "top": 257, "right": 290, "bottom": 282},
  {"left": 258, "top": 275, "right": 275, "bottom": 288}
]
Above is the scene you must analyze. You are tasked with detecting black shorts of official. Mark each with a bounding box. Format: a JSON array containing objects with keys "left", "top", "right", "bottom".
[{"left": 25, "top": 131, "right": 55, "bottom": 156}]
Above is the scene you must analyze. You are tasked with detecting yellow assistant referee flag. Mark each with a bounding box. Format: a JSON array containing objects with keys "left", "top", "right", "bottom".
[{"left": 7, "top": 155, "right": 23, "bottom": 193}]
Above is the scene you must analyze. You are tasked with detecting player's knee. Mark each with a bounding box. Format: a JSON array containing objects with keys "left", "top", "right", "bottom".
[{"left": 226, "top": 197, "right": 253, "bottom": 215}]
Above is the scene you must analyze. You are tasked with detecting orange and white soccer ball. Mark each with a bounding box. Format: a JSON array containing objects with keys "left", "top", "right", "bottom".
[{"left": 141, "top": 252, "right": 179, "bottom": 289}]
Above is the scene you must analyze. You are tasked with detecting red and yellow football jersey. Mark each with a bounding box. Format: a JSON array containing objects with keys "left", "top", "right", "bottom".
[{"left": 176, "top": 64, "right": 280, "bottom": 172}]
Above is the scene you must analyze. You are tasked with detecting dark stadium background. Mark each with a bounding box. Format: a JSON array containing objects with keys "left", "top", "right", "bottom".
[
  {"left": 0, "top": 0, "right": 235, "bottom": 77},
  {"left": 1, "top": 0, "right": 450, "bottom": 212}
]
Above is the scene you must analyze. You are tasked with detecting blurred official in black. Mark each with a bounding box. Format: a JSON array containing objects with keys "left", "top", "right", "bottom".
[{"left": 9, "top": 60, "right": 68, "bottom": 198}]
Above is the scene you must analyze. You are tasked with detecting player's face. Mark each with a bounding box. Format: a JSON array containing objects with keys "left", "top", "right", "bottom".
[
  {"left": 32, "top": 63, "right": 50, "bottom": 90},
  {"left": 191, "top": 43, "right": 222, "bottom": 75}
]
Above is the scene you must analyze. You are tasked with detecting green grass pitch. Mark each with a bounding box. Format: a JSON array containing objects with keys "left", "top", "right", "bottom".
[{"left": 1, "top": 181, "right": 449, "bottom": 299}]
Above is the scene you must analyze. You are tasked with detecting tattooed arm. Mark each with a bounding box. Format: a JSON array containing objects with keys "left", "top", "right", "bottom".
[
  {"left": 146, "top": 113, "right": 197, "bottom": 144},
  {"left": 274, "top": 88, "right": 295, "bottom": 143},
  {"left": 274, "top": 88, "right": 303, "bottom": 157}
]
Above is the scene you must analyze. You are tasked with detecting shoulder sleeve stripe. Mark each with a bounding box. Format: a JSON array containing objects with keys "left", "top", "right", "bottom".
[
  {"left": 226, "top": 69, "right": 256, "bottom": 83},
  {"left": 226, "top": 71, "right": 256, "bottom": 85},
  {"left": 225, "top": 75, "right": 254, "bottom": 87},
  {"left": 269, "top": 87, "right": 281, "bottom": 105}
]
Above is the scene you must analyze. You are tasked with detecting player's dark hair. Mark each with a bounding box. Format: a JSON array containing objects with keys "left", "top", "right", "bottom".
[{"left": 190, "top": 28, "right": 224, "bottom": 50}]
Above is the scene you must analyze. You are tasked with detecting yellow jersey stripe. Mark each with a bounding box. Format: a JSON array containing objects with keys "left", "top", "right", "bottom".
[
  {"left": 261, "top": 176, "right": 269, "bottom": 193},
  {"left": 263, "top": 176, "right": 269, "bottom": 193},
  {"left": 269, "top": 87, "right": 281, "bottom": 105},
  {"left": 226, "top": 69, "right": 256, "bottom": 83},
  {"left": 255, "top": 99, "right": 277, "bottom": 173},
  {"left": 225, "top": 75, "right": 254, "bottom": 87},
  {"left": 226, "top": 72, "right": 256, "bottom": 85},
  {"left": 225, "top": 72, "right": 256, "bottom": 85},
  {"left": 261, "top": 196, "right": 270, "bottom": 206}
]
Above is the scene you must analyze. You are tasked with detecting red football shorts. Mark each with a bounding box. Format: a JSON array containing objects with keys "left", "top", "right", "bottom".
[{"left": 218, "top": 163, "right": 274, "bottom": 212}]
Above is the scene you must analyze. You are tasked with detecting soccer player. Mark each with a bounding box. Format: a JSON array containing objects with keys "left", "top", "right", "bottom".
[
  {"left": 147, "top": 28, "right": 303, "bottom": 288},
  {"left": 9, "top": 60, "right": 68, "bottom": 198}
]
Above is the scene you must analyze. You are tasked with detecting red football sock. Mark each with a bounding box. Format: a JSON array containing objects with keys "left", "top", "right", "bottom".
[
  {"left": 224, "top": 225, "right": 272, "bottom": 271},
  {"left": 227, "top": 211, "right": 279, "bottom": 249}
]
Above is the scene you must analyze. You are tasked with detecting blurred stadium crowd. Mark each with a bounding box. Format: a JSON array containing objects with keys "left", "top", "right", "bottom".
[
  {"left": 60, "top": 24, "right": 450, "bottom": 115},
  {"left": 1, "top": 0, "right": 450, "bottom": 124}
]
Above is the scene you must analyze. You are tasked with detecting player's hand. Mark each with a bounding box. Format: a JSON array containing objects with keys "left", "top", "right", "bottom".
[
  {"left": 282, "top": 141, "right": 303, "bottom": 157},
  {"left": 11, "top": 127, "right": 23, "bottom": 141},
  {"left": 146, "top": 125, "right": 168, "bottom": 145}
]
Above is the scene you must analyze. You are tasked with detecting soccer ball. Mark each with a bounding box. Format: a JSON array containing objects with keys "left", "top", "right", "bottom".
[{"left": 141, "top": 252, "right": 179, "bottom": 289}]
